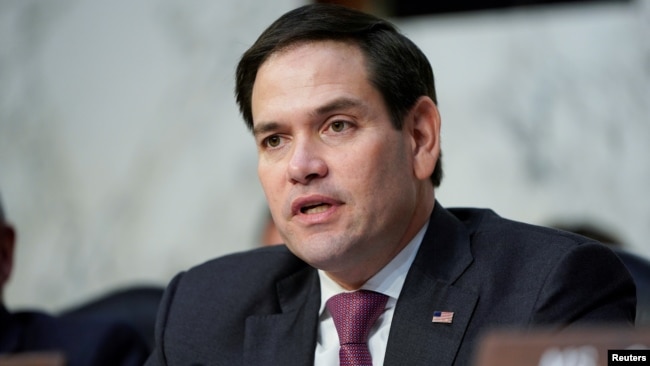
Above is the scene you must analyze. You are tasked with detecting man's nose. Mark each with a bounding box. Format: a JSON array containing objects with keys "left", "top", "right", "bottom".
[{"left": 287, "top": 140, "right": 328, "bottom": 185}]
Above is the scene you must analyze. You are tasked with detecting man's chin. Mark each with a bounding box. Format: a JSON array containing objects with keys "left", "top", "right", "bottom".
[{"left": 289, "top": 247, "right": 349, "bottom": 271}]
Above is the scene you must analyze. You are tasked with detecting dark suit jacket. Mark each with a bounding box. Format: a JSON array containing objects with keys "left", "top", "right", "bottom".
[
  {"left": 0, "top": 306, "right": 150, "bottom": 366},
  {"left": 145, "top": 202, "right": 636, "bottom": 366}
]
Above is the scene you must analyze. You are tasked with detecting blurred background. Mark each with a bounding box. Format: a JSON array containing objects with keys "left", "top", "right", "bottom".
[{"left": 0, "top": 0, "right": 648, "bottom": 313}]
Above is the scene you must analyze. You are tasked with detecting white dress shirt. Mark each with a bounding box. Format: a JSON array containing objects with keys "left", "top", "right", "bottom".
[{"left": 314, "top": 222, "right": 428, "bottom": 366}]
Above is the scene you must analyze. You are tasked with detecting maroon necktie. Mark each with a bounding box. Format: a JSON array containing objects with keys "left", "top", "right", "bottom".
[{"left": 326, "top": 290, "right": 388, "bottom": 366}]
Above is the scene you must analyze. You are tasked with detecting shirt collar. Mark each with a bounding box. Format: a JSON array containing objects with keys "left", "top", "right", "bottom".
[{"left": 317, "top": 221, "right": 428, "bottom": 314}]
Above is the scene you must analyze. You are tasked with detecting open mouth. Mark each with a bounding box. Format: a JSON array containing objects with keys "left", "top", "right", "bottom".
[{"left": 300, "top": 203, "right": 331, "bottom": 214}]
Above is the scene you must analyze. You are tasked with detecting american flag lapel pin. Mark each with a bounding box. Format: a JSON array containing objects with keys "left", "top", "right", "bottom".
[{"left": 432, "top": 311, "right": 454, "bottom": 324}]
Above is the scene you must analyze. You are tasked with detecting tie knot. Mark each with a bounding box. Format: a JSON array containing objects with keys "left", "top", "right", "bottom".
[{"left": 326, "top": 290, "right": 388, "bottom": 345}]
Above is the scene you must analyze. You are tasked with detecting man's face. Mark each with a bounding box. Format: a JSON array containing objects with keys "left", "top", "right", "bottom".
[{"left": 251, "top": 41, "right": 434, "bottom": 288}]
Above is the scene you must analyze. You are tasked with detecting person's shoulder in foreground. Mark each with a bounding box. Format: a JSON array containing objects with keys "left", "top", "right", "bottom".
[
  {"left": 0, "top": 193, "right": 151, "bottom": 366},
  {"left": 1, "top": 304, "right": 150, "bottom": 366}
]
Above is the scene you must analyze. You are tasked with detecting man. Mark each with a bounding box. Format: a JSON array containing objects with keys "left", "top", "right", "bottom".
[
  {"left": 0, "top": 196, "right": 151, "bottom": 366},
  {"left": 145, "top": 4, "right": 635, "bottom": 366}
]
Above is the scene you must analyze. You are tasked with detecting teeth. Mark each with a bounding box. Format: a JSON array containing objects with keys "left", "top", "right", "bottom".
[{"left": 302, "top": 204, "right": 329, "bottom": 214}]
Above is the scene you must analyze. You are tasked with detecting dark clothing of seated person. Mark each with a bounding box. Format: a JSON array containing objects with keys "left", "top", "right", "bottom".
[
  {"left": 0, "top": 305, "right": 150, "bottom": 366},
  {"left": 0, "top": 198, "right": 150, "bottom": 366}
]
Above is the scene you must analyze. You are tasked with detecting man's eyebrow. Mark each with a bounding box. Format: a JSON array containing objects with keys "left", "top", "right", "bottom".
[
  {"left": 252, "top": 122, "right": 281, "bottom": 137},
  {"left": 314, "top": 97, "right": 364, "bottom": 116}
]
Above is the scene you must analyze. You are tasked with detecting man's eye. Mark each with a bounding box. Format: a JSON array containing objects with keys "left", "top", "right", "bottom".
[
  {"left": 264, "top": 135, "right": 282, "bottom": 148},
  {"left": 330, "top": 121, "right": 348, "bottom": 132}
]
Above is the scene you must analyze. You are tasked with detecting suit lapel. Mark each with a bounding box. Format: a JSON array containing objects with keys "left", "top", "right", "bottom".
[
  {"left": 243, "top": 266, "right": 321, "bottom": 365},
  {"left": 384, "top": 274, "right": 478, "bottom": 366},
  {"left": 385, "top": 202, "right": 478, "bottom": 366}
]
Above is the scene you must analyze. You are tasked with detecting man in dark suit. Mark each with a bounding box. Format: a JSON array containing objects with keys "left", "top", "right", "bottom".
[
  {"left": 0, "top": 196, "right": 151, "bottom": 365},
  {"left": 145, "top": 4, "right": 636, "bottom": 366}
]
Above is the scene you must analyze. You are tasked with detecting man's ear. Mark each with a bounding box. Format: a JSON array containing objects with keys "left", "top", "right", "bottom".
[
  {"left": 406, "top": 96, "right": 441, "bottom": 181},
  {"left": 0, "top": 224, "right": 16, "bottom": 287}
]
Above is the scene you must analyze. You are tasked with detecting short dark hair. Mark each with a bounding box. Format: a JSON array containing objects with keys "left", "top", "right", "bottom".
[{"left": 235, "top": 3, "right": 443, "bottom": 186}]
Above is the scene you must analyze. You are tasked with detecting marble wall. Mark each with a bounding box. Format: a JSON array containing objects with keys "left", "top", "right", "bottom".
[{"left": 0, "top": 0, "right": 648, "bottom": 311}]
